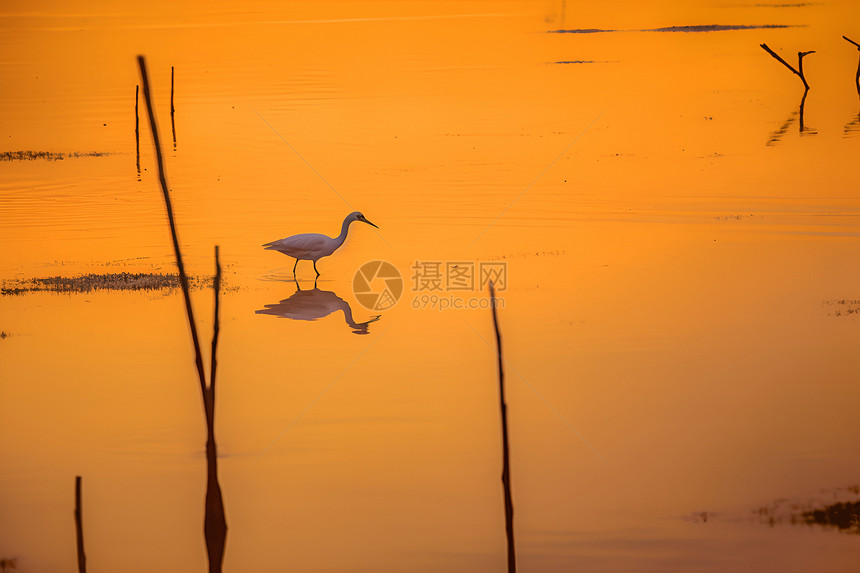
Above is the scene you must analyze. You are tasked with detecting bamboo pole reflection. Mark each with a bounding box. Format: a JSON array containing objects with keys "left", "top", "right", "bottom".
[
  {"left": 766, "top": 90, "right": 816, "bottom": 145},
  {"left": 204, "top": 246, "right": 227, "bottom": 573},
  {"left": 798, "top": 89, "right": 816, "bottom": 136}
]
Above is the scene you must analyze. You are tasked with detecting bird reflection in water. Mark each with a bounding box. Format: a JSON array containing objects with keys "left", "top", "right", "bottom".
[{"left": 256, "top": 280, "right": 381, "bottom": 335}]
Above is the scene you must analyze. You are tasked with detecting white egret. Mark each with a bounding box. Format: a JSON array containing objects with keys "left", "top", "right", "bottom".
[{"left": 263, "top": 212, "right": 378, "bottom": 277}]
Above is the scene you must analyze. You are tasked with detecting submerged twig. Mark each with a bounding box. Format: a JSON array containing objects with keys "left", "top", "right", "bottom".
[
  {"left": 760, "top": 43, "right": 814, "bottom": 90},
  {"left": 490, "top": 282, "right": 516, "bottom": 573},
  {"left": 74, "top": 476, "right": 86, "bottom": 573}
]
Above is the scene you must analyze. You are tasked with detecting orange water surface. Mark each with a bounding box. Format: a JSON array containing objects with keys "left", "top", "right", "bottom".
[{"left": 2, "top": 1, "right": 860, "bottom": 571}]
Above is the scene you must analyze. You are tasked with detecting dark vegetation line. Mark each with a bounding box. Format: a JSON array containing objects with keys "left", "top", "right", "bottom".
[
  {"left": 753, "top": 3, "right": 818, "bottom": 7},
  {"left": 490, "top": 282, "right": 517, "bottom": 573},
  {"left": 802, "top": 502, "right": 860, "bottom": 533},
  {"left": 0, "top": 273, "right": 214, "bottom": 296},
  {"left": 0, "top": 151, "right": 110, "bottom": 161},
  {"left": 553, "top": 60, "right": 618, "bottom": 64},
  {"left": 651, "top": 24, "right": 792, "bottom": 32},
  {"left": 753, "top": 486, "right": 860, "bottom": 533},
  {"left": 549, "top": 24, "right": 794, "bottom": 34}
]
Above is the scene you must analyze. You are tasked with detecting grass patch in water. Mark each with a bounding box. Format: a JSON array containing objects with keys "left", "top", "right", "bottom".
[
  {"left": 0, "top": 150, "right": 111, "bottom": 161},
  {"left": 1, "top": 272, "right": 213, "bottom": 295}
]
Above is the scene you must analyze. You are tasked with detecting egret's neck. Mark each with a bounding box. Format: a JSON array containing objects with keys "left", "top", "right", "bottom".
[
  {"left": 341, "top": 305, "right": 371, "bottom": 334},
  {"left": 334, "top": 217, "right": 353, "bottom": 248},
  {"left": 341, "top": 304, "right": 359, "bottom": 329}
]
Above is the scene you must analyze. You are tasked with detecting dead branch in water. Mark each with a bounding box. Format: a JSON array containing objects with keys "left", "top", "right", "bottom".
[
  {"left": 74, "top": 476, "right": 86, "bottom": 573},
  {"left": 760, "top": 43, "right": 814, "bottom": 91},
  {"left": 490, "top": 282, "right": 516, "bottom": 573}
]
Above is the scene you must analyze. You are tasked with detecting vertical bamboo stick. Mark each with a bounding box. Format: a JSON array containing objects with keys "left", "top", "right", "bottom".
[
  {"left": 171, "top": 66, "right": 177, "bottom": 147},
  {"left": 490, "top": 282, "right": 516, "bottom": 573},
  {"left": 135, "top": 85, "right": 140, "bottom": 178}
]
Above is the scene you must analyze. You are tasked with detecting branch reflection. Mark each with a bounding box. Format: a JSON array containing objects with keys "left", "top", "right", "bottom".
[{"left": 766, "top": 89, "right": 816, "bottom": 146}]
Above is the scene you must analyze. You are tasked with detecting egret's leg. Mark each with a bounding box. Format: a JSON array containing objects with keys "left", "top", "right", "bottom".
[
  {"left": 313, "top": 260, "right": 321, "bottom": 277},
  {"left": 292, "top": 259, "right": 299, "bottom": 276}
]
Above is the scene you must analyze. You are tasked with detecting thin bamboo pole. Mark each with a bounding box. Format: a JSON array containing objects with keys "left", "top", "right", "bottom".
[
  {"left": 490, "top": 282, "right": 516, "bottom": 573},
  {"left": 136, "top": 56, "right": 207, "bottom": 404}
]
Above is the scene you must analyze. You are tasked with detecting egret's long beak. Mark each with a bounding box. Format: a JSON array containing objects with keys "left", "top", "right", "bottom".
[{"left": 363, "top": 218, "right": 379, "bottom": 229}]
